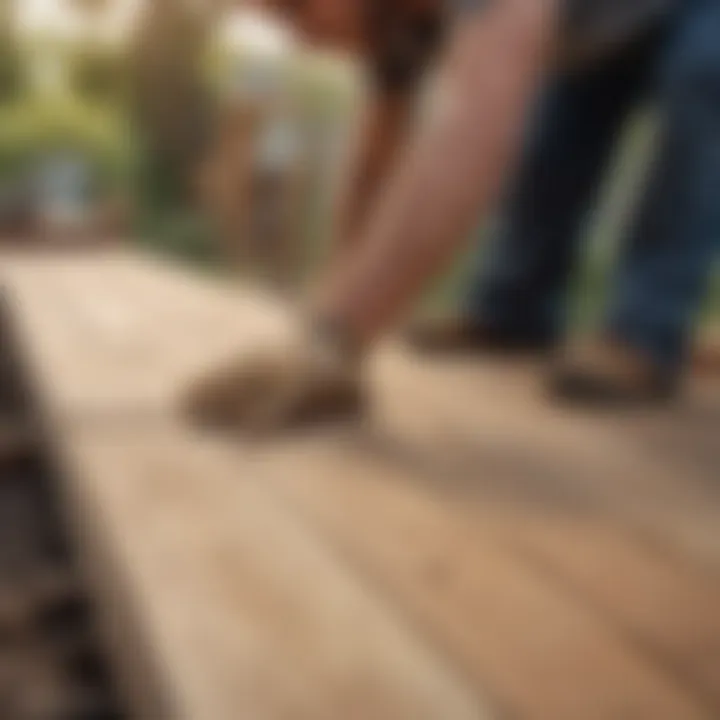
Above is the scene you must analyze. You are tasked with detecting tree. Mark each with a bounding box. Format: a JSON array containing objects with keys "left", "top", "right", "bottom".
[
  {"left": 129, "top": 0, "right": 226, "bottom": 209},
  {"left": 71, "top": 44, "right": 125, "bottom": 103},
  {"left": 0, "top": 0, "right": 22, "bottom": 102}
]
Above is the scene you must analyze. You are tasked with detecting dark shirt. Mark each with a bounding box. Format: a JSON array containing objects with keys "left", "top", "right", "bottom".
[
  {"left": 370, "top": 0, "right": 677, "bottom": 90},
  {"left": 560, "top": 0, "right": 676, "bottom": 65}
]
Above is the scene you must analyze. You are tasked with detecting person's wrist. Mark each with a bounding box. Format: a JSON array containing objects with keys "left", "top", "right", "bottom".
[{"left": 309, "top": 313, "right": 365, "bottom": 365}]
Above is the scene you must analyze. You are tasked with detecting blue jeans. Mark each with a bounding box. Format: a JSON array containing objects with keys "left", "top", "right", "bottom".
[{"left": 466, "top": 0, "right": 720, "bottom": 373}]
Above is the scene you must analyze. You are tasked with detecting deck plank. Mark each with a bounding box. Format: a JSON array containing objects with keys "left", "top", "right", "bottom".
[
  {"left": 371, "top": 350, "right": 720, "bottom": 566},
  {"left": 58, "top": 427, "right": 486, "bottom": 720},
  {"left": 1, "top": 250, "right": 719, "bottom": 720},
  {"left": 474, "top": 516, "right": 720, "bottom": 709},
  {"left": 246, "top": 439, "right": 714, "bottom": 720}
]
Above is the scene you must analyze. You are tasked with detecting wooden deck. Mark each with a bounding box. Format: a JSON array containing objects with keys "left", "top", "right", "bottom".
[{"left": 1, "top": 249, "right": 719, "bottom": 720}]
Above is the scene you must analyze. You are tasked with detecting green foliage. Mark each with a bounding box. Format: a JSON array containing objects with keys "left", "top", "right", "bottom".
[
  {"left": 705, "top": 274, "right": 720, "bottom": 320},
  {"left": 129, "top": 0, "right": 214, "bottom": 209},
  {"left": 70, "top": 45, "right": 126, "bottom": 103},
  {"left": 0, "top": 1, "right": 23, "bottom": 103},
  {"left": 287, "top": 54, "right": 356, "bottom": 119},
  {"left": 0, "top": 96, "right": 134, "bottom": 185},
  {"left": 0, "top": 45, "right": 23, "bottom": 103}
]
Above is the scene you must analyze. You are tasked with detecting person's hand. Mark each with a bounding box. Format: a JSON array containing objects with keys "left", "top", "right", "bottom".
[{"left": 181, "top": 323, "right": 366, "bottom": 435}]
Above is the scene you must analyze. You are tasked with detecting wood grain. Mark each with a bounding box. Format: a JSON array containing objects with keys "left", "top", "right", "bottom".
[{"left": 2, "top": 249, "right": 719, "bottom": 720}]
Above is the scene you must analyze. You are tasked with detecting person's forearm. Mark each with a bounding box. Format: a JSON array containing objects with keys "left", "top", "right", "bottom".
[
  {"left": 334, "top": 91, "right": 416, "bottom": 245},
  {"left": 316, "top": 0, "right": 561, "bottom": 344}
]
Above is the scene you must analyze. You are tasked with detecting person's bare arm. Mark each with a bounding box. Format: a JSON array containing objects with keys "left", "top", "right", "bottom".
[
  {"left": 337, "top": 1, "right": 447, "bottom": 242},
  {"left": 315, "top": 0, "right": 562, "bottom": 344},
  {"left": 334, "top": 92, "right": 416, "bottom": 245},
  {"left": 262, "top": 0, "right": 445, "bottom": 245}
]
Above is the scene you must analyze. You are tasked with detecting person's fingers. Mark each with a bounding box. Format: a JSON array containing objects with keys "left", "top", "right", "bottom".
[
  {"left": 182, "top": 356, "right": 271, "bottom": 428},
  {"left": 181, "top": 336, "right": 364, "bottom": 434}
]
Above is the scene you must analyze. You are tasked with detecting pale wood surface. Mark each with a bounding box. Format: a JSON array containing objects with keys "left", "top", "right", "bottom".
[{"left": 1, "top": 250, "right": 719, "bottom": 720}]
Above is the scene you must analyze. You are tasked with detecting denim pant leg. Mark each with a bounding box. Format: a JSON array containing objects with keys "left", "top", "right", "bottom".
[
  {"left": 607, "top": 0, "right": 720, "bottom": 373},
  {"left": 465, "top": 32, "right": 662, "bottom": 344}
]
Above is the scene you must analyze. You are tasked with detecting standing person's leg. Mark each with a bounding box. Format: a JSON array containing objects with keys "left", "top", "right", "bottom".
[
  {"left": 463, "top": 30, "right": 664, "bottom": 347},
  {"left": 557, "top": 0, "right": 720, "bottom": 400}
]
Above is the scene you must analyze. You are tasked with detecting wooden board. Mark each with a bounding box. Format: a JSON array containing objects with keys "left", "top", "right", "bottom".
[
  {"left": 59, "top": 427, "right": 486, "bottom": 720},
  {"left": 1, "top": 249, "right": 719, "bottom": 720}
]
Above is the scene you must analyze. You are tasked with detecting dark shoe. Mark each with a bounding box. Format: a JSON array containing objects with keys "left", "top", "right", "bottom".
[
  {"left": 181, "top": 326, "right": 366, "bottom": 435},
  {"left": 550, "top": 338, "right": 678, "bottom": 407},
  {"left": 406, "top": 316, "right": 554, "bottom": 357}
]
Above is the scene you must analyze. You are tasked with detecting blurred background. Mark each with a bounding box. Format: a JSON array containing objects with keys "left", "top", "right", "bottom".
[
  {"left": 0, "top": 0, "right": 715, "bottom": 326},
  {"left": 0, "top": 0, "right": 359, "bottom": 281}
]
